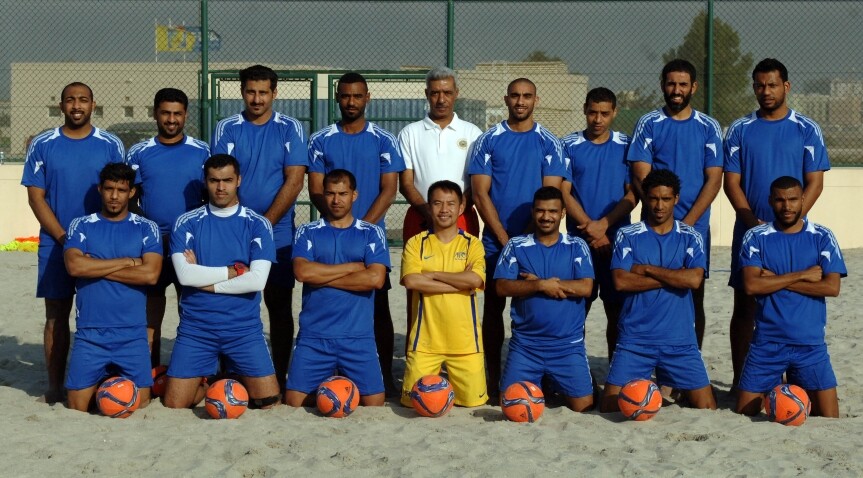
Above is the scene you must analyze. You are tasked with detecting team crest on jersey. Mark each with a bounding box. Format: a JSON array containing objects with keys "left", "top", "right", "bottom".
[
  {"left": 454, "top": 251, "right": 467, "bottom": 261},
  {"left": 457, "top": 139, "right": 468, "bottom": 150}
]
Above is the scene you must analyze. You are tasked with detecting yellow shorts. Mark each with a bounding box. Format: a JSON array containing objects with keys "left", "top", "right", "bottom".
[{"left": 401, "top": 351, "right": 487, "bottom": 407}]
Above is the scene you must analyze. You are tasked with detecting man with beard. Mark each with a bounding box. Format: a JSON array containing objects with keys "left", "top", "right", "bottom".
[
  {"left": 308, "top": 72, "right": 405, "bottom": 396},
  {"left": 601, "top": 169, "right": 716, "bottom": 413},
  {"left": 468, "top": 78, "right": 568, "bottom": 398},
  {"left": 724, "top": 58, "right": 830, "bottom": 392},
  {"left": 286, "top": 169, "right": 390, "bottom": 408},
  {"left": 21, "top": 82, "right": 125, "bottom": 403},
  {"left": 495, "top": 186, "right": 595, "bottom": 412},
  {"left": 211, "top": 65, "right": 308, "bottom": 391},
  {"left": 560, "top": 87, "right": 636, "bottom": 361},
  {"left": 735, "top": 176, "right": 845, "bottom": 418},
  {"left": 627, "top": 59, "right": 722, "bottom": 353},
  {"left": 127, "top": 88, "right": 209, "bottom": 366}
]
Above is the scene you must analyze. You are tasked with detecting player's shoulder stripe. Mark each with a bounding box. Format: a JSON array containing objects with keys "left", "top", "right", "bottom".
[
  {"left": 213, "top": 114, "right": 244, "bottom": 141},
  {"left": 274, "top": 112, "right": 305, "bottom": 136},
  {"left": 294, "top": 218, "right": 326, "bottom": 238},
  {"left": 367, "top": 122, "right": 399, "bottom": 143},
  {"left": 694, "top": 111, "right": 723, "bottom": 136},
  {"left": 127, "top": 137, "right": 157, "bottom": 157},
  {"left": 183, "top": 135, "right": 210, "bottom": 152},
  {"left": 809, "top": 222, "right": 842, "bottom": 260},
  {"left": 561, "top": 130, "right": 585, "bottom": 146},
  {"left": 741, "top": 223, "right": 773, "bottom": 244},
  {"left": 239, "top": 207, "right": 273, "bottom": 233},
  {"left": 562, "top": 233, "right": 591, "bottom": 254},
  {"left": 631, "top": 109, "right": 663, "bottom": 138},
  {"left": 93, "top": 127, "right": 125, "bottom": 155},
  {"left": 130, "top": 213, "right": 160, "bottom": 237},
  {"left": 612, "top": 131, "right": 630, "bottom": 145},
  {"left": 676, "top": 221, "right": 706, "bottom": 251},
  {"left": 355, "top": 219, "right": 387, "bottom": 244},
  {"left": 67, "top": 214, "right": 91, "bottom": 234},
  {"left": 789, "top": 110, "right": 825, "bottom": 140},
  {"left": 173, "top": 205, "right": 208, "bottom": 231},
  {"left": 726, "top": 113, "right": 757, "bottom": 135},
  {"left": 25, "top": 128, "right": 61, "bottom": 159},
  {"left": 309, "top": 124, "right": 338, "bottom": 142}
]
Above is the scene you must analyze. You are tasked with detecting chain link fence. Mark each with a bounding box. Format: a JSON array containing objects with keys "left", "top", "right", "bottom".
[{"left": 2, "top": 1, "right": 861, "bottom": 243}]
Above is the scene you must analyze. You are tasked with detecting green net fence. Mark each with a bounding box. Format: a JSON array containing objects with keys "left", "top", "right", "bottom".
[{"left": 2, "top": 1, "right": 860, "bottom": 243}]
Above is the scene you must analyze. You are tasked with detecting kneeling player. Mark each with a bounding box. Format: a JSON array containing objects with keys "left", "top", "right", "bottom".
[
  {"left": 285, "top": 169, "right": 390, "bottom": 407},
  {"left": 736, "top": 176, "right": 846, "bottom": 418},
  {"left": 63, "top": 163, "right": 162, "bottom": 412},
  {"left": 495, "top": 186, "right": 596, "bottom": 412},
  {"left": 163, "top": 154, "right": 281, "bottom": 410},
  {"left": 400, "top": 180, "right": 487, "bottom": 407},
  {"left": 601, "top": 170, "right": 716, "bottom": 412}
]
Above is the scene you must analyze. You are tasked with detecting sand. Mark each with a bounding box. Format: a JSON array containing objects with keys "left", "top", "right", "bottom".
[{"left": 1, "top": 246, "right": 861, "bottom": 477}]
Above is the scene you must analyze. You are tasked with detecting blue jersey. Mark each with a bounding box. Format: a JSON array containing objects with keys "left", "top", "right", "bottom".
[
  {"left": 293, "top": 218, "right": 391, "bottom": 339},
  {"left": 627, "top": 108, "right": 722, "bottom": 237},
  {"left": 308, "top": 122, "right": 405, "bottom": 229},
  {"left": 171, "top": 205, "right": 276, "bottom": 332},
  {"left": 494, "top": 233, "right": 594, "bottom": 346},
  {"left": 211, "top": 112, "right": 307, "bottom": 248},
  {"left": 739, "top": 220, "right": 846, "bottom": 345},
  {"left": 561, "top": 130, "right": 631, "bottom": 236},
  {"left": 127, "top": 135, "right": 209, "bottom": 235},
  {"left": 724, "top": 110, "right": 830, "bottom": 225},
  {"left": 21, "top": 127, "right": 125, "bottom": 245},
  {"left": 468, "top": 121, "right": 568, "bottom": 255},
  {"left": 65, "top": 212, "right": 161, "bottom": 329},
  {"left": 611, "top": 220, "right": 706, "bottom": 346}
]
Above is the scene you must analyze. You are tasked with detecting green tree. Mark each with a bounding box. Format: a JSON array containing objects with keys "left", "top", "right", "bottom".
[
  {"left": 523, "top": 50, "right": 562, "bottom": 63},
  {"left": 664, "top": 11, "right": 754, "bottom": 126}
]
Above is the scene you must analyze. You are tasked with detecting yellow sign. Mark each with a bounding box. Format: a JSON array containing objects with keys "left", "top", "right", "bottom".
[{"left": 155, "top": 25, "right": 195, "bottom": 52}]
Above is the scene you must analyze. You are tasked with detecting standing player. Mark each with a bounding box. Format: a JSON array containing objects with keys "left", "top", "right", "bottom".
[
  {"left": 400, "top": 180, "right": 487, "bottom": 408},
  {"left": 286, "top": 169, "right": 390, "bottom": 407},
  {"left": 21, "top": 82, "right": 125, "bottom": 403},
  {"left": 163, "top": 154, "right": 281, "bottom": 410},
  {"left": 627, "top": 59, "right": 722, "bottom": 350},
  {"left": 560, "top": 87, "right": 636, "bottom": 360},
  {"left": 63, "top": 163, "right": 162, "bottom": 412},
  {"left": 600, "top": 169, "right": 716, "bottom": 412},
  {"left": 398, "top": 66, "right": 483, "bottom": 349},
  {"left": 308, "top": 72, "right": 405, "bottom": 395},
  {"left": 495, "top": 187, "right": 595, "bottom": 412},
  {"left": 724, "top": 58, "right": 830, "bottom": 390},
  {"left": 211, "top": 65, "right": 307, "bottom": 391},
  {"left": 127, "top": 87, "right": 209, "bottom": 366},
  {"left": 468, "top": 78, "right": 568, "bottom": 395},
  {"left": 735, "top": 176, "right": 845, "bottom": 418}
]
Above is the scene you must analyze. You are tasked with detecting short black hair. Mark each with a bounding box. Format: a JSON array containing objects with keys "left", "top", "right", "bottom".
[
  {"left": 324, "top": 168, "right": 357, "bottom": 190},
  {"left": 507, "top": 77, "right": 536, "bottom": 94},
  {"left": 770, "top": 175, "right": 802, "bottom": 193},
  {"left": 642, "top": 169, "right": 681, "bottom": 197},
  {"left": 585, "top": 87, "right": 617, "bottom": 109},
  {"left": 204, "top": 154, "right": 240, "bottom": 176},
  {"left": 427, "top": 180, "right": 463, "bottom": 203},
  {"left": 240, "top": 64, "right": 278, "bottom": 91},
  {"left": 661, "top": 59, "right": 697, "bottom": 84},
  {"left": 337, "top": 72, "right": 368, "bottom": 91},
  {"left": 533, "top": 186, "right": 563, "bottom": 205},
  {"left": 99, "top": 163, "right": 136, "bottom": 186},
  {"left": 61, "top": 82, "right": 93, "bottom": 100},
  {"left": 752, "top": 58, "right": 788, "bottom": 83},
  {"left": 154, "top": 88, "right": 188, "bottom": 111}
]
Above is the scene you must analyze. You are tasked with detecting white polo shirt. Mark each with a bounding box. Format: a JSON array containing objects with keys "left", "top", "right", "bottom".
[{"left": 398, "top": 112, "right": 483, "bottom": 201}]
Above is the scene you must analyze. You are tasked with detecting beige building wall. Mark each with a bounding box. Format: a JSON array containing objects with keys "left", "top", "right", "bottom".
[{"left": 3, "top": 164, "right": 861, "bottom": 249}]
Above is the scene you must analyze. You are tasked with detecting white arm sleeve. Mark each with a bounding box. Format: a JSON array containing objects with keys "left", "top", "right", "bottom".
[
  {"left": 172, "top": 252, "right": 229, "bottom": 287},
  {"left": 213, "top": 260, "right": 271, "bottom": 294}
]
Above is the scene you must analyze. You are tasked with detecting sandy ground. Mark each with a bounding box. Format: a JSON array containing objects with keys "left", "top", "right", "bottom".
[{"left": 1, "top": 246, "right": 862, "bottom": 477}]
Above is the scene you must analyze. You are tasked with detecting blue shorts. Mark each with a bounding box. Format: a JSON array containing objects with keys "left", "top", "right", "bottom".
[
  {"left": 286, "top": 337, "right": 384, "bottom": 395},
  {"left": 501, "top": 339, "right": 594, "bottom": 398},
  {"left": 739, "top": 341, "right": 837, "bottom": 393},
  {"left": 267, "top": 245, "right": 295, "bottom": 289},
  {"left": 606, "top": 343, "right": 711, "bottom": 390},
  {"left": 37, "top": 242, "right": 75, "bottom": 299},
  {"left": 168, "top": 324, "right": 275, "bottom": 378},
  {"left": 66, "top": 327, "right": 152, "bottom": 390},
  {"left": 149, "top": 235, "right": 178, "bottom": 295},
  {"left": 589, "top": 248, "right": 620, "bottom": 303}
]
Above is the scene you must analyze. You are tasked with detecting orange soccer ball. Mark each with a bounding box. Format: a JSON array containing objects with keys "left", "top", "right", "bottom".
[
  {"left": 764, "top": 384, "right": 811, "bottom": 426},
  {"left": 150, "top": 365, "right": 169, "bottom": 398},
  {"left": 205, "top": 379, "right": 249, "bottom": 419},
  {"left": 617, "top": 379, "right": 662, "bottom": 421},
  {"left": 316, "top": 376, "right": 360, "bottom": 418},
  {"left": 410, "top": 375, "right": 456, "bottom": 418},
  {"left": 97, "top": 376, "right": 141, "bottom": 418},
  {"left": 501, "top": 381, "right": 545, "bottom": 423}
]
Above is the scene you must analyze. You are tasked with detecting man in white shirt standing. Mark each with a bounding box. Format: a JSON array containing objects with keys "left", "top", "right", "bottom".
[{"left": 398, "top": 66, "right": 483, "bottom": 355}]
